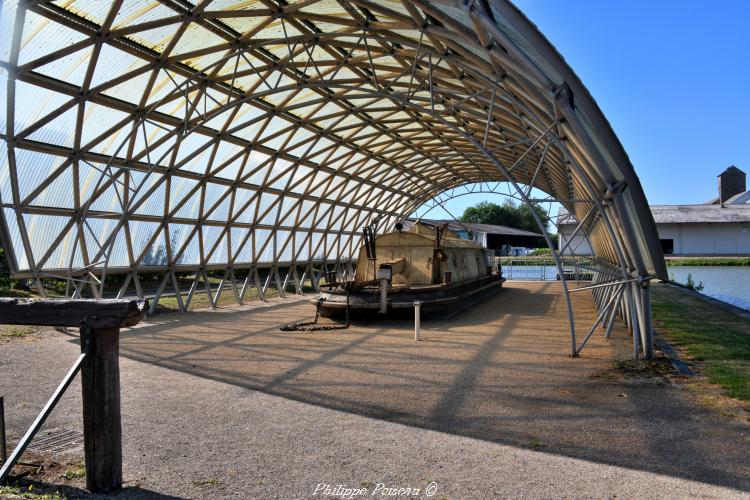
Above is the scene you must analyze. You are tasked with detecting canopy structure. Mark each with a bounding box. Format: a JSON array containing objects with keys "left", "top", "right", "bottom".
[{"left": 0, "top": 0, "right": 666, "bottom": 357}]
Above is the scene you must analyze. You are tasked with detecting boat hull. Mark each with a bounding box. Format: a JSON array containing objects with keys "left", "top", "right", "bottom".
[{"left": 316, "top": 274, "right": 505, "bottom": 320}]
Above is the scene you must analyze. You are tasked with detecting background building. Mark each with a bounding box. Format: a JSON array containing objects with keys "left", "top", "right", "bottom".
[
  {"left": 405, "top": 219, "right": 545, "bottom": 256},
  {"left": 559, "top": 167, "right": 750, "bottom": 256}
]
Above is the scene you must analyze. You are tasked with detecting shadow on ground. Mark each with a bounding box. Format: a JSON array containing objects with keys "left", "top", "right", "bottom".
[
  {"left": 86, "top": 282, "right": 750, "bottom": 491},
  {"left": 5, "top": 478, "right": 185, "bottom": 500}
]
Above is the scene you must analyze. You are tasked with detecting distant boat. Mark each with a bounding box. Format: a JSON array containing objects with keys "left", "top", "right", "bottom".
[{"left": 317, "top": 222, "right": 505, "bottom": 319}]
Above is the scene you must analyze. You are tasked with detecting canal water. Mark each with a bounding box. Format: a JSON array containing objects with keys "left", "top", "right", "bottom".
[
  {"left": 667, "top": 266, "right": 750, "bottom": 311},
  {"left": 502, "top": 261, "right": 750, "bottom": 312}
]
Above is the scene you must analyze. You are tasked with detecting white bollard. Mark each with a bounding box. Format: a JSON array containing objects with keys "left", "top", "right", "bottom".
[
  {"left": 379, "top": 278, "right": 388, "bottom": 314},
  {"left": 414, "top": 301, "right": 421, "bottom": 341}
]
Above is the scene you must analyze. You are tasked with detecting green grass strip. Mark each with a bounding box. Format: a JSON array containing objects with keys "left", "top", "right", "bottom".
[
  {"left": 651, "top": 283, "right": 750, "bottom": 402},
  {"left": 665, "top": 257, "right": 750, "bottom": 266}
]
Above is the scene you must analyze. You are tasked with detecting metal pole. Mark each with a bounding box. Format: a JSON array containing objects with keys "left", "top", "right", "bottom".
[
  {"left": 575, "top": 284, "right": 624, "bottom": 354},
  {"left": 0, "top": 397, "right": 6, "bottom": 464},
  {"left": 628, "top": 282, "right": 640, "bottom": 359},
  {"left": 379, "top": 277, "right": 388, "bottom": 314},
  {"left": 569, "top": 277, "right": 642, "bottom": 293},
  {"left": 604, "top": 286, "right": 624, "bottom": 338},
  {"left": 621, "top": 282, "right": 630, "bottom": 331},
  {"left": 591, "top": 272, "right": 601, "bottom": 307},
  {"left": 633, "top": 280, "right": 648, "bottom": 357},
  {"left": 594, "top": 278, "right": 609, "bottom": 313},
  {"left": 560, "top": 260, "right": 619, "bottom": 280},
  {"left": 599, "top": 275, "right": 611, "bottom": 308},
  {"left": 414, "top": 301, "right": 421, "bottom": 341},
  {"left": 557, "top": 206, "right": 596, "bottom": 256},
  {"left": 640, "top": 282, "right": 654, "bottom": 359}
]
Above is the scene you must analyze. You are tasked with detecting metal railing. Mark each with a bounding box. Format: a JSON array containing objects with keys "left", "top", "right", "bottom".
[{"left": 499, "top": 258, "right": 594, "bottom": 282}]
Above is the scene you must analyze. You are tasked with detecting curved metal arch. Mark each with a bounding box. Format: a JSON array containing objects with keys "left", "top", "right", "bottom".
[
  {"left": 408, "top": 184, "right": 599, "bottom": 261},
  {"left": 97, "top": 78, "right": 564, "bottom": 295},
  {"left": 124, "top": 79, "right": 615, "bottom": 354},
  {"left": 0, "top": 0, "right": 664, "bottom": 358}
]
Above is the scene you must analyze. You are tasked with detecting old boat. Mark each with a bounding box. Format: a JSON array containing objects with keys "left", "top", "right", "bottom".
[{"left": 316, "top": 222, "right": 505, "bottom": 319}]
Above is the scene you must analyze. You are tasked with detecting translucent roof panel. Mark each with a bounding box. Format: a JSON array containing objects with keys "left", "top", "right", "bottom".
[{"left": 0, "top": 0, "right": 665, "bottom": 284}]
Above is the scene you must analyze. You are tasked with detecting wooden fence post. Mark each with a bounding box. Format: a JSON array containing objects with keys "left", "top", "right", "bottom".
[
  {"left": 80, "top": 326, "right": 122, "bottom": 493},
  {"left": 0, "top": 298, "right": 145, "bottom": 492}
]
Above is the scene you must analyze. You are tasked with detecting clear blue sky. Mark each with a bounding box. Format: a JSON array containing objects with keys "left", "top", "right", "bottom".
[{"left": 415, "top": 0, "right": 750, "bottom": 221}]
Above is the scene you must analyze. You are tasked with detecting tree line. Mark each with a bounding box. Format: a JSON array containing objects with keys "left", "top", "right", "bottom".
[{"left": 459, "top": 200, "right": 550, "bottom": 234}]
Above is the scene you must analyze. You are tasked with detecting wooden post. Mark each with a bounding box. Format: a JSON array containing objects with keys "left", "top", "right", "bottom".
[
  {"left": 0, "top": 298, "right": 145, "bottom": 492},
  {"left": 80, "top": 326, "right": 122, "bottom": 493}
]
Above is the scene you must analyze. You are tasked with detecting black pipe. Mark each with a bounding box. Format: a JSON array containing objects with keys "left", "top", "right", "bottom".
[{"left": 0, "top": 397, "right": 6, "bottom": 464}]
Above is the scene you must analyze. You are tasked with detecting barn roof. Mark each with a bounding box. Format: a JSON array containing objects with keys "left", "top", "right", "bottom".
[
  {"left": 559, "top": 205, "right": 750, "bottom": 225},
  {"left": 650, "top": 205, "right": 750, "bottom": 224}
]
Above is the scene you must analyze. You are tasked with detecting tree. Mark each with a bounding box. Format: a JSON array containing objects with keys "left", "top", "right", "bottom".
[{"left": 460, "top": 199, "right": 549, "bottom": 234}]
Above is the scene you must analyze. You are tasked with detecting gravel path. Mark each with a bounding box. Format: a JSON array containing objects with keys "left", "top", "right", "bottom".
[{"left": 1, "top": 282, "right": 749, "bottom": 498}]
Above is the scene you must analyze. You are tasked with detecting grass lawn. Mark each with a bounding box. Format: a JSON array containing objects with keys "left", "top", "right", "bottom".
[
  {"left": 155, "top": 279, "right": 316, "bottom": 312},
  {"left": 664, "top": 256, "right": 750, "bottom": 266},
  {"left": 651, "top": 282, "right": 750, "bottom": 403}
]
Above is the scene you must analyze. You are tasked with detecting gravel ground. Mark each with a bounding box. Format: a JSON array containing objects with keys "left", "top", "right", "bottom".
[{"left": 1, "top": 282, "right": 749, "bottom": 498}]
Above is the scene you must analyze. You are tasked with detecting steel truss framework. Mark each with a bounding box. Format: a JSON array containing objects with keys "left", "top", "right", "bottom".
[{"left": 0, "top": 0, "right": 666, "bottom": 357}]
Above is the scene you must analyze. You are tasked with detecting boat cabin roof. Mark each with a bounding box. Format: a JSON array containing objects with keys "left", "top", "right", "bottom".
[{"left": 374, "top": 223, "right": 482, "bottom": 249}]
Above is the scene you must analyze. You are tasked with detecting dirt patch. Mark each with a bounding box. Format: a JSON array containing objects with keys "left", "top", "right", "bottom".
[
  {"left": 593, "top": 338, "right": 750, "bottom": 423},
  {"left": 1, "top": 451, "right": 87, "bottom": 498},
  {"left": 687, "top": 380, "right": 750, "bottom": 424},
  {"left": 592, "top": 353, "right": 676, "bottom": 383},
  {"left": 0, "top": 325, "right": 50, "bottom": 344}
]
